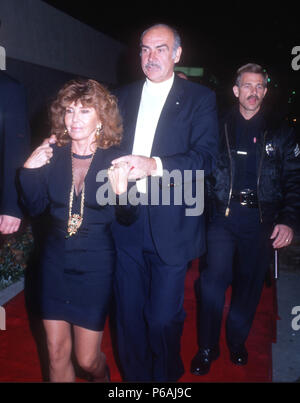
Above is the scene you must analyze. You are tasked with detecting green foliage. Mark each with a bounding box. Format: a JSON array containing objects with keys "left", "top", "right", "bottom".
[{"left": 0, "top": 226, "right": 34, "bottom": 290}]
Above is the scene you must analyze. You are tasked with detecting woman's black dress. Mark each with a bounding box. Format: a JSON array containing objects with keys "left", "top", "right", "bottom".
[{"left": 19, "top": 143, "right": 118, "bottom": 331}]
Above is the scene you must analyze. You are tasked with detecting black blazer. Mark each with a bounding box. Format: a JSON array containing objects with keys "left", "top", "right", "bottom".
[
  {"left": 0, "top": 72, "right": 30, "bottom": 218},
  {"left": 113, "top": 75, "right": 219, "bottom": 265}
]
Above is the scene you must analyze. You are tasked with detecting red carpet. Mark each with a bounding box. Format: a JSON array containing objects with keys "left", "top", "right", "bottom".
[{"left": 0, "top": 259, "right": 277, "bottom": 382}]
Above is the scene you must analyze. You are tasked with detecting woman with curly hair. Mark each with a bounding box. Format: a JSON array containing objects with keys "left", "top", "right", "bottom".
[{"left": 19, "top": 78, "right": 124, "bottom": 382}]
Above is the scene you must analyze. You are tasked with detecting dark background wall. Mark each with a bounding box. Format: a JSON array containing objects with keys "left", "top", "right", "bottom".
[
  {"left": 0, "top": 0, "right": 126, "bottom": 146},
  {"left": 6, "top": 57, "right": 82, "bottom": 146}
]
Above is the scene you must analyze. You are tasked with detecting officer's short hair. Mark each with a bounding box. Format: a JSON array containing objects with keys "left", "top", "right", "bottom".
[{"left": 235, "top": 63, "right": 268, "bottom": 87}]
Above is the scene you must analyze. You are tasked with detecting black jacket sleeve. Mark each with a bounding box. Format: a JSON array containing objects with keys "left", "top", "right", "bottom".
[
  {"left": 276, "top": 126, "right": 300, "bottom": 230},
  {"left": 0, "top": 76, "right": 31, "bottom": 218},
  {"left": 18, "top": 166, "right": 50, "bottom": 217}
]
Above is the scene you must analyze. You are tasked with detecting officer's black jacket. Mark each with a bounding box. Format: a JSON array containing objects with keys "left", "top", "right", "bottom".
[{"left": 207, "top": 106, "right": 300, "bottom": 230}]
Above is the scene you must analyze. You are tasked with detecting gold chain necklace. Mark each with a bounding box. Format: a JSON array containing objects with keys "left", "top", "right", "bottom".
[{"left": 66, "top": 147, "right": 95, "bottom": 238}]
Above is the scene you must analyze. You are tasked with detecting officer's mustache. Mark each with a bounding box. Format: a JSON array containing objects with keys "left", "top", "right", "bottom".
[{"left": 247, "top": 95, "right": 259, "bottom": 101}]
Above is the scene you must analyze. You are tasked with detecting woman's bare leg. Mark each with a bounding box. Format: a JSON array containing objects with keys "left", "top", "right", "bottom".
[
  {"left": 73, "top": 326, "right": 108, "bottom": 382},
  {"left": 43, "top": 320, "right": 75, "bottom": 382}
]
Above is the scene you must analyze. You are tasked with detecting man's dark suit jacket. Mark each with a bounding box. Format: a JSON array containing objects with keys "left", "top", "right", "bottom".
[
  {"left": 0, "top": 72, "right": 30, "bottom": 219},
  {"left": 113, "top": 75, "right": 219, "bottom": 265}
]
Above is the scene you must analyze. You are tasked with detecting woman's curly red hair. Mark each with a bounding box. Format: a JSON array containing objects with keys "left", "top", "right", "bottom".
[{"left": 50, "top": 78, "right": 123, "bottom": 149}]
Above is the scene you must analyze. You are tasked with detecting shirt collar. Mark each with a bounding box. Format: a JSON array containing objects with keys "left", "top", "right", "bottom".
[{"left": 144, "top": 73, "right": 175, "bottom": 96}]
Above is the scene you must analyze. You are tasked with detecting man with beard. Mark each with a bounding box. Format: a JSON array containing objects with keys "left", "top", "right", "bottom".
[
  {"left": 109, "top": 23, "right": 218, "bottom": 382},
  {"left": 191, "top": 63, "right": 300, "bottom": 375}
]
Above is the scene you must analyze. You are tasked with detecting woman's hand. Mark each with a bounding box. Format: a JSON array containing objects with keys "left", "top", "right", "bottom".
[
  {"left": 108, "top": 161, "right": 132, "bottom": 195},
  {"left": 23, "top": 137, "right": 56, "bottom": 169},
  {"left": 111, "top": 155, "right": 157, "bottom": 180}
]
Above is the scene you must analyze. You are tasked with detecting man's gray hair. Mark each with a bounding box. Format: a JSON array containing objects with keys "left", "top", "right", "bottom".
[
  {"left": 140, "top": 23, "right": 181, "bottom": 59},
  {"left": 235, "top": 63, "right": 268, "bottom": 87}
]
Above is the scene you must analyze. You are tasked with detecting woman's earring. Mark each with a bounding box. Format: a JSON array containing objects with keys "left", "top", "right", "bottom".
[
  {"left": 96, "top": 123, "right": 102, "bottom": 137},
  {"left": 64, "top": 128, "right": 69, "bottom": 136}
]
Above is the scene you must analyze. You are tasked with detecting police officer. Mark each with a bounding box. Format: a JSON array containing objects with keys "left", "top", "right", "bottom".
[{"left": 191, "top": 63, "right": 300, "bottom": 375}]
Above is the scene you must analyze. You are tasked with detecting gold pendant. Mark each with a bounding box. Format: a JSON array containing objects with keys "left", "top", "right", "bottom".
[{"left": 66, "top": 213, "right": 83, "bottom": 237}]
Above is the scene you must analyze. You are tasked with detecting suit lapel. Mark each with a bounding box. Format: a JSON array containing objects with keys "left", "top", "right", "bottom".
[
  {"left": 121, "top": 81, "right": 144, "bottom": 154},
  {"left": 151, "top": 76, "right": 185, "bottom": 156}
]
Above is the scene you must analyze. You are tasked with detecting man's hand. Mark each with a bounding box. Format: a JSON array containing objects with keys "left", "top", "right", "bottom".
[
  {"left": 0, "top": 215, "right": 21, "bottom": 234},
  {"left": 270, "top": 224, "right": 294, "bottom": 249},
  {"left": 111, "top": 155, "right": 157, "bottom": 180}
]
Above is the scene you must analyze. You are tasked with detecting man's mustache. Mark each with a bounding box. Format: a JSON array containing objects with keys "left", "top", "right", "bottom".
[
  {"left": 145, "top": 62, "right": 161, "bottom": 70},
  {"left": 247, "top": 95, "right": 259, "bottom": 101}
]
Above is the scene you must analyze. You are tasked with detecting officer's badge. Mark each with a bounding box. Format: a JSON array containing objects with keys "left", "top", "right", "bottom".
[{"left": 265, "top": 142, "right": 275, "bottom": 156}]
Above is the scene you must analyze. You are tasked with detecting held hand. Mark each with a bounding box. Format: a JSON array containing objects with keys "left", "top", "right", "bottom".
[
  {"left": 23, "top": 140, "right": 54, "bottom": 169},
  {"left": 111, "top": 155, "right": 157, "bottom": 180},
  {"left": 270, "top": 224, "right": 294, "bottom": 249},
  {"left": 0, "top": 215, "right": 21, "bottom": 234},
  {"left": 108, "top": 162, "right": 132, "bottom": 195}
]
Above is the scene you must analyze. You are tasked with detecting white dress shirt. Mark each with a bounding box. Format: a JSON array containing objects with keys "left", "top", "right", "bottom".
[{"left": 132, "top": 74, "right": 174, "bottom": 192}]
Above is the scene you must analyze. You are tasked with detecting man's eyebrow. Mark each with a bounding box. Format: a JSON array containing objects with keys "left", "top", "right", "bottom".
[
  {"left": 242, "top": 82, "right": 264, "bottom": 86},
  {"left": 141, "top": 44, "right": 169, "bottom": 50},
  {"left": 156, "top": 44, "right": 169, "bottom": 50}
]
